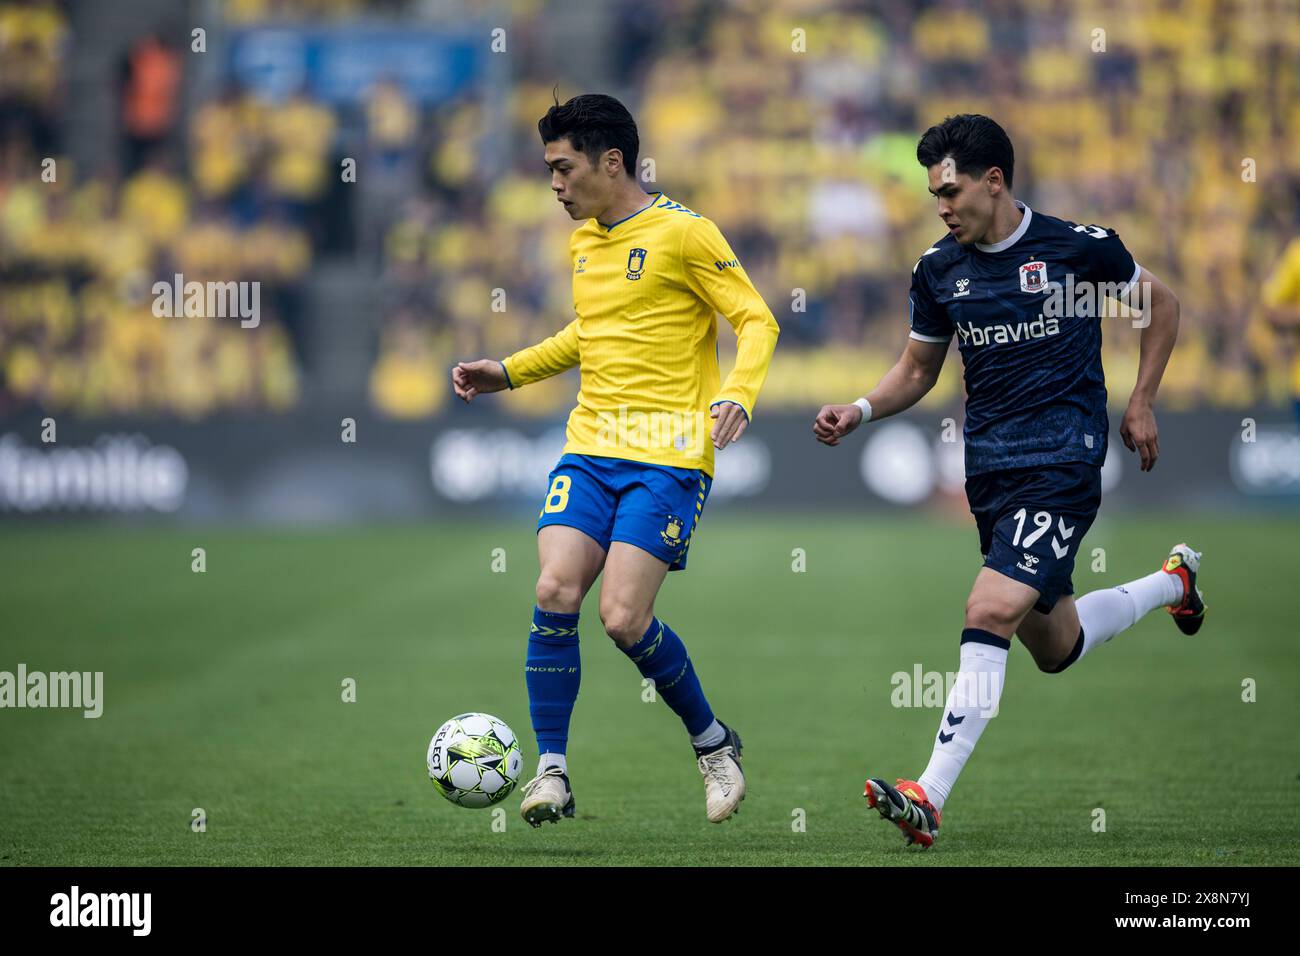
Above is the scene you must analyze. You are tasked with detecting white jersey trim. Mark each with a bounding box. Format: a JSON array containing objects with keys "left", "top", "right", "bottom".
[
  {"left": 909, "top": 330, "right": 952, "bottom": 343},
  {"left": 975, "top": 201, "right": 1032, "bottom": 253},
  {"left": 1117, "top": 261, "right": 1142, "bottom": 300}
]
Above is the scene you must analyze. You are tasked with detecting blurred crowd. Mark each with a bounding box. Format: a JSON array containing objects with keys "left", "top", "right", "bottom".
[
  {"left": 373, "top": 0, "right": 1300, "bottom": 418},
  {"left": 2, "top": 0, "right": 1298, "bottom": 420},
  {"left": 0, "top": 0, "right": 331, "bottom": 417}
]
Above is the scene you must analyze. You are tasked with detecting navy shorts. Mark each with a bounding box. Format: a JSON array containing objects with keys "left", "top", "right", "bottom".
[
  {"left": 966, "top": 462, "right": 1102, "bottom": 614},
  {"left": 537, "top": 453, "right": 711, "bottom": 571}
]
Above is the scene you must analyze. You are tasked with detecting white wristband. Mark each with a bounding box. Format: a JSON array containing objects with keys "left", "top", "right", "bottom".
[{"left": 852, "top": 397, "right": 873, "bottom": 422}]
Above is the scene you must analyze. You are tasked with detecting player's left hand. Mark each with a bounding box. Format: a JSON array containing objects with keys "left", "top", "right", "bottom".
[
  {"left": 1121, "top": 398, "right": 1160, "bottom": 472},
  {"left": 710, "top": 401, "right": 748, "bottom": 449}
]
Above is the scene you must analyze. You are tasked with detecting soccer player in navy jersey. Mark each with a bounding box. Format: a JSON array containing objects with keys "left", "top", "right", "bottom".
[{"left": 812, "top": 114, "right": 1206, "bottom": 848}]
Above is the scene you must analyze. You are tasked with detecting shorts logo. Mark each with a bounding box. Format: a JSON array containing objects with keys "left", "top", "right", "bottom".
[
  {"left": 626, "top": 248, "right": 647, "bottom": 280},
  {"left": 1020, "top": 260, "right": 1048, "bottom": 293},
  {"left": 660, "top": 514, "right": 684, "bottom": 547},
  {"left": 1016, "top": 552, "right": 1040, "bottom": 575}
]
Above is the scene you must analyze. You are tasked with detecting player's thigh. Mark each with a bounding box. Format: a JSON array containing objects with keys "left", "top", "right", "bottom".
[
  {"left": 534, "top": 455, "right": 616, "bottom": 611},
  {"left": 968, "top": 464, "right": 1101, "bottom": 631},
  {"left": 536, "top": 525, "right": 606, "bottom": 612},
  {"left": 965, "top": 566, "right": 1042, "bottom": 638},
  {"left": 598, "top": 542, "right": 670, "bottom": 646},
  {"left": 1015, "top": 594, "right": 1082, "bottom": 671}
]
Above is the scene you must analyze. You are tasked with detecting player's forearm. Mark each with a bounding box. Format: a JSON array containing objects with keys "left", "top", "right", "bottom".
[
  {"left": 864, "top": 355, "right": 940, "bottom": 420},
  {"left": 1264, "top": 304, "right": 1300, "bottom": 330},
  {"left": 1131, "top": 284, "right": 1179, "bottom": 406},
  {"left": 501, "top": 321, "right": 580, "bottom": 388},
  {"left": 713, "top": 309, "right": 780, "bottom": 418}
]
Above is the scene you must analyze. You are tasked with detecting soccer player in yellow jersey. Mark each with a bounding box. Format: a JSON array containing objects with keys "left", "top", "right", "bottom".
[
  {"left": 451, "top": 94, "right": 779, "bottom": 826},
  {"left": 1261, "top": 237, "right": 1300, "bottom": 426}
]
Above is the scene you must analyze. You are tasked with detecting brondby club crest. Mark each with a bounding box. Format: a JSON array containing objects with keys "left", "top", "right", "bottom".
[{"left": 626, "top": 247, "right": 647, "bottom": 280}]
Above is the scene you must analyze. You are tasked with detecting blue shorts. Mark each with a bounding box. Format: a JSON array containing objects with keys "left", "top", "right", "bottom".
[
  {"left": 537, "top": 454, "right": 712, "bottom": 571},
  {"left": 966, "top": 462, "right": 1102, "bottom": 614}
]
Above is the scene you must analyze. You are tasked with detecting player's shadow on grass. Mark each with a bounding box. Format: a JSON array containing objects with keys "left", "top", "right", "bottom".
[{"left": 499, "top": 845, "right": 605, "bottom": 859}]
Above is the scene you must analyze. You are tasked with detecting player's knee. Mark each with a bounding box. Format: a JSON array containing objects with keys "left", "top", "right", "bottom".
[
  {"left": 535, "top": 574, "right": 583, "bottom": 614},
  {"left": 965, "top": 597, "right": 1019, "bottom": 634},
  {"left": 1037, "top": 633, "right": 1082, "bottom": 674},
  {"left": 1031, "top": 646, "right": 1064, "bottom": 672},
  {"left": 599, "top": 602, "right": 651, "bottom": 649}
]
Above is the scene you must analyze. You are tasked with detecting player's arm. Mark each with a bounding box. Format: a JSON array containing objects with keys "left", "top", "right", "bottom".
[
  {"left": 682, "top": 217, "right": 780, "bottom": 449},
  {"left": 814, "top": 249, "right": 951, "bottom": 445},
  {"left": 1120, "top": 266, "right": 1178, "bottom": 472},
  {"left": 812, "top": 336, "right": 948, "bottom": 446},
  {"left": 1261, "top": 241, "right": 1300, "bottom": 330},
  {"left": 451, "top": 318, "right": 580, "bottom": 403}
]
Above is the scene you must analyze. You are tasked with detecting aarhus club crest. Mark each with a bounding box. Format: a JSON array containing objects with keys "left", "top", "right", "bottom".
[
  {"left": 626, "top": 248, "right": 647, "bottom": 280},
  {"left": 1019, "top": 260, "right": 1048, "bottom": 293}
]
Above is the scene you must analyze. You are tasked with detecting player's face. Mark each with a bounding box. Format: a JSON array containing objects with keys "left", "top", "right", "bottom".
[
  {"left": 545, "top": 139, "right": 609, "bottom": 221},
  {"left": 926, "top": 164, "right": 996, "bottom": 246}
]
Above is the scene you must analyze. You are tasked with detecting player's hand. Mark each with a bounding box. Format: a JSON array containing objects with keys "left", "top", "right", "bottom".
[
  {"left": 1120, "top": 398, "right": 1159, "bottom": 471},
  {"left": 710, "top": 401, "right": 748, "bottom": 449},
  {"left": 452, "top": 359, "right": 509, "bottom": 403},
  {"left": 812, "top": 403, "right": 863, "bottom": 446}
]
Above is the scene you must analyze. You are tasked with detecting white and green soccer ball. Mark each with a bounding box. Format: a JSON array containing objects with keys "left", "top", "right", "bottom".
[{"left": 427, "top": 713, "right": 524, "bottom": 809}]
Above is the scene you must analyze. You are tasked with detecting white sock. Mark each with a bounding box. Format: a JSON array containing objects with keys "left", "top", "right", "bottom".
[
  {"left": 538, "top": 752, "right": 566, "bottom": 774},
  {"left": 917, "top": 638, "right": 1008, "bottom": 812},
  {"left": 690, "top": 719, "right": 725, "bottom": 749},
  {"left": 1076, "top": 569, "right": 1182, "bottom": 660}
]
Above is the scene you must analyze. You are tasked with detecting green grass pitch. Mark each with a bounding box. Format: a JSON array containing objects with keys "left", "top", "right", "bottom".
[{"left": 1, "top": 512, "right": 1297, "bottom": 866}]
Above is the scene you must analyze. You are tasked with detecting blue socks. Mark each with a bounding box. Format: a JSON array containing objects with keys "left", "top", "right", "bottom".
[
  {"left": 621, "top": 617, "right": 715, "bottom": 736},
  {"left": 524, "top": 608, "right": 581, "bottom": 758}
]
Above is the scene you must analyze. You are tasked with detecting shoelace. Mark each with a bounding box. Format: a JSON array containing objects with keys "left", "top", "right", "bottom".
[
  {"left": 697, "top": 748, "right": 736, "bottom": 788},
  {"left": 521, "top": 767, "right": 563, "bottom": 797}
]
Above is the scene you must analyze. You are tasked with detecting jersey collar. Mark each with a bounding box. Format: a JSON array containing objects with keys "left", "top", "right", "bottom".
[
  {"left": 974, "top": 200, "right": 1031, "bottom": 253},
  {"left": 599, "top": 191, "right": 663, "bottom": 232}
]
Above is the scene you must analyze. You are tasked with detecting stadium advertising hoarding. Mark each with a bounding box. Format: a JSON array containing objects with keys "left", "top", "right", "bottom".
[{"left": 0, "top": 411, "right": 1293, "bottom": 520}]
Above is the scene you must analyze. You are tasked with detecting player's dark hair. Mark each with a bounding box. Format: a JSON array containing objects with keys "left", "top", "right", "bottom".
[
  {"left": 538, "top": 93, "right": 639, "bottom": 178},
  {"left": 916, "top": 114, "right": 1015, "bottom": 188}
]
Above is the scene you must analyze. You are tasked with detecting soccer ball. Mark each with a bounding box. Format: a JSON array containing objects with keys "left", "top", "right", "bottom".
[{"left": 427, "top": 712, "right": 524, "bottom": 809}]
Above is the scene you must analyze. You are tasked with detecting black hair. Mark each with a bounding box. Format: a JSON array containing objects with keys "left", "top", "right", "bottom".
[
  {"left": 538, "top": 93, "right": 639, "bottom": 178},
  {"left": 916, "top": 114, "right": 1015, "bottom": 188}
]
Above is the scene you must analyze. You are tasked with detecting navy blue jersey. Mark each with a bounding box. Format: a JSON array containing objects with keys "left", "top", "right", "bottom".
[{"left": 908, "top": 202, "right": 1140, "bottom": 476}]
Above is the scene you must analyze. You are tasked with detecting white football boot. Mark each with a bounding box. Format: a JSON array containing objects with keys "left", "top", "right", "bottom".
[
  {"left": 519, "top": 765, "right": 575, "bottom": 828},
  {"left": 695, "top": 722, "right": 745, "bottom": 823}
]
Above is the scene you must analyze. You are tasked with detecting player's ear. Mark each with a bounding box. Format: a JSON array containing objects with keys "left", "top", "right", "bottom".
[
  {"left": 603, "top": 147, "right": 623, "bottom": 178},
  {"left": 986, "top": 167, "right": 1004, "bottom": 196}
]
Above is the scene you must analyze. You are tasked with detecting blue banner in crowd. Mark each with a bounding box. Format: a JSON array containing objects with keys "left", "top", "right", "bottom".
[{"left": 228, "top": 26, "right": 482, "bottom": 104}]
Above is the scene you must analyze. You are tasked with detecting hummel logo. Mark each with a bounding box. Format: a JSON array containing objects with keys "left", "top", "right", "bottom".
[
  {"left": 938, "top": 730, "right": 955, "bottom": 744},
  {"left": 953, "top": 277, "right": 971, "bottom": 298},
  {"left": 945, "top": 712, "right": 965, "bottom": 727},
  {"left": 1022, "top": 553, "right": 1039, "bottom": 566}
]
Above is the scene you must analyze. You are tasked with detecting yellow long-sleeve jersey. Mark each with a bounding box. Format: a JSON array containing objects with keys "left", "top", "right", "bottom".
[
  {"left": 1261, "top": 237, "right": 1300, "bottom": 396},
  {"left": 502, "top": 193, "right": 780, "bottom": 475}
]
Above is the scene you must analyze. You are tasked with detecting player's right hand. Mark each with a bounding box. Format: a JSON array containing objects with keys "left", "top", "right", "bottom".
[
  {"left": 812, "top": 404, "right": 863, "bottom": 446},
  {"left": 452, "top": 359, "right": 510, "bottom": 403}
]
